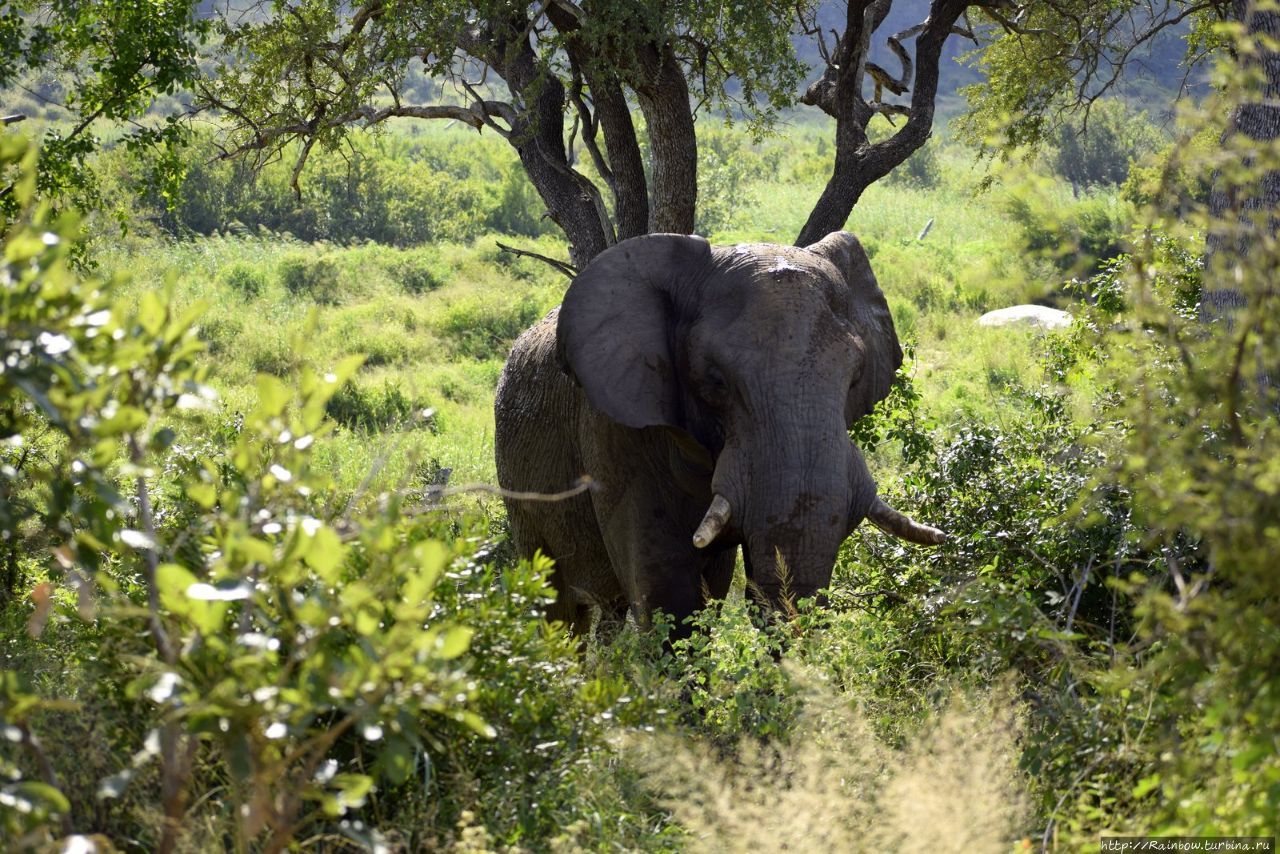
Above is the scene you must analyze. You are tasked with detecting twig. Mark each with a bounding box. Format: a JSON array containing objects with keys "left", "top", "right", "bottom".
[
  {"left": 18, "top": 723, "right": 70, "bottom": 834},
  {"left": 429, "top": 476, "right": 597, "bottom": 505},
  {"left": 129, "top": 437, "right": 176, "bottom": 666},
  {"left": 494, "top": 241, "right": 578, "bottom": 278}
]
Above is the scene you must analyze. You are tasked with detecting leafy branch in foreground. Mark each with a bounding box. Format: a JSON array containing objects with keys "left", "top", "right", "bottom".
[
  {"left": 0, "top": 0, "right": 208, "bottom": 227},
  {"left": 0, "top": 136, "right": 492, "bottom": 852}
]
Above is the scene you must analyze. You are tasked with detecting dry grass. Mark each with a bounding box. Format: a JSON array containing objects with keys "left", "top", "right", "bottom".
[{"left": 634, "top": 678, "right": 1027, "bottom": 853}]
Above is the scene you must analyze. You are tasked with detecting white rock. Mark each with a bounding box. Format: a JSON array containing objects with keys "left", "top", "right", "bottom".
[{"left": 978, "top": 305, "right": 1072, "bottom": 330}]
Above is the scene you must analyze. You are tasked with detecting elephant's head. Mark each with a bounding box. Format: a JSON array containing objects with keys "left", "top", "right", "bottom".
[{"left": 556, "top": 231, "right": 945, "bottom": 607}]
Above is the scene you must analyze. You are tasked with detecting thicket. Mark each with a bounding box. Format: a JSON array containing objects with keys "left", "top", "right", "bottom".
[
  {"left": 1051, "top": 99, "right": 1167, "bottom": 191},
  {"left": 132, "top": 130, "right": 555, "bottom": 246}
]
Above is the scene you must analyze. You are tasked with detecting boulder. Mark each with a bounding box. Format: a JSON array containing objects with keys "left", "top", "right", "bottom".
[{"left": 978, "top": 305, "right": 1072, "bottom": 330}]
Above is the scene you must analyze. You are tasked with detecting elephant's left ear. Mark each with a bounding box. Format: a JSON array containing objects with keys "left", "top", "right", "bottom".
[{"left": 807, "top": 231, "right": 903, "bottom": 425}]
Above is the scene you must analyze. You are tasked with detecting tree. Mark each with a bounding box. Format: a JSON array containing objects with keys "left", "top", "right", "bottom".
[
  {"left": 957, "top": 1, "right": 1234, "bottom": 152},
  {"left": 204, "top": 0, "right": 803, "bottom": 267},
  {"left": 1203, "top": 0, "right": 1280, "bottom": 325},
  {"left": 204, "top": 1, "right": 1049, "bottom": 265},
  {"left": 0, "top": 1, "right": 207, "bottom": 224}
]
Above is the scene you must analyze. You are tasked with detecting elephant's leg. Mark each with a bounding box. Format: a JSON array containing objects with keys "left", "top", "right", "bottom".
[{"left": 505, "top": 489, "right": 622, "bottom": 639}]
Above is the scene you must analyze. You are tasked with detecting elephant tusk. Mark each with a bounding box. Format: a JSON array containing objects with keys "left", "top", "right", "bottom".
[
  {"left": 866, "top": 497, "right": 949, "bottom": 546},
  {"left": 692, "top": 495, "right": 732, "bottom": 549}
]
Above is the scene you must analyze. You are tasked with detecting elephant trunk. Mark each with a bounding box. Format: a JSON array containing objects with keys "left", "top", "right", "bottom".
[
  {"left": 705, "top": 431, "right": 948, "bottom": 611},
  {"left": 722, "top": 421, "right": 871, "bottom": 607}
]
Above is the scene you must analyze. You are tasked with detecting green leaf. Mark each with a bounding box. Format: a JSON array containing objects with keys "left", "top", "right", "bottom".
[
  {"left": 254, "top": 374, "right": 290, "bottom": 418},
  {"left": 328, "top": 773, "right": 373, "bottom": 814},
  {"left": 455, "top": 711, "right": 495, "bottom": 739},
  {"left": 138, "top": 291, "right": 166, "bottom": 336},
  {"left": 435, "top": 626, "right": 473, "bottom": 660},
  {"left": 306, "top": 525, "right": 345, "bottom": 582},
  {"left": 377, "top": 736, "right": 416, "bottom": 786},
  {"left": 187, "top": 481, "right": 216, "bottom": 509},
  {"left": 10, "top": 781, "right": 70, "bottom": 814},
  {"left": 157, "top": 563, "right": 199, "bottom": 616},
  {"left": 1132, "top": 773, "right": 1161, "bottom": 798},
  {"left": 354, "top": 608, "right": 381, "bottom": 636},
  {"left": 403, "top": 540, "right": 448, "bottom": 603}
]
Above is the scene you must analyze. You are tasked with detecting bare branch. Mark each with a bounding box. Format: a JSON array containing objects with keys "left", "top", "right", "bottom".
[
  {"left": 215, "top": 101, "right": 494, "bottom": 162},
  {"left": 495, "top": 241, "right": 578, "bottom": 278}
]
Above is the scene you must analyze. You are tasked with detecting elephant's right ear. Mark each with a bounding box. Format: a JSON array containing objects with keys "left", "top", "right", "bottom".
[
  {"left": 557, "top": 234, "right": 711, "bottom": 430},
  {"left": 807, "top": 230, "right": 903, "bottom": 424}
]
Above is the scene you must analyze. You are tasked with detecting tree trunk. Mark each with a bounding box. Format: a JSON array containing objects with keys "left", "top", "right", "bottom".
[
  {"left": 1203, "top": 0, "right": 1280, "bottom": 392},
  {"left": 487, "top": 25, "right": 613, "bottom": 267},
  {"left": 1205, "top": 0, "right": 1280, "bottom": 284},
  {"left": 794, "top": 0, "right": 967, "bottom": 247},
  {"left": 543, "top": 4, "right": 651, "bottom": 243},
  {"left": 587, "top": 71, "right": 650, "bottom": 240},
  {"left": 634, "top": 43, "right": 698, "bottom": 235}
]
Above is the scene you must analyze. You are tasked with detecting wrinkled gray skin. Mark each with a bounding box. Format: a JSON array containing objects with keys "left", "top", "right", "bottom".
[{"left": 494, "top": 231, "right": 943, "bottom": 637}]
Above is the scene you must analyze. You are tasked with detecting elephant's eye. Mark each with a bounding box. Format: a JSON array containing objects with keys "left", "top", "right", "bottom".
[{"left": 700, "top": 365, "right": 729, "bottom": 402}]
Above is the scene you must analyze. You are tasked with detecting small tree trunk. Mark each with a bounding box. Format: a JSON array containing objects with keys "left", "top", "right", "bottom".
[
  {"left": 588, "top": 71, "right": 651, "bottom": 240},
  {"left": 1203, "top": 0, "right": 1280, "bottom": 394},
  {"left": 794, "top": 0, "right": 965, "bottom": 247},
  {"left": 1206, "top": 0, "right": 1280, "bottom": 277}
]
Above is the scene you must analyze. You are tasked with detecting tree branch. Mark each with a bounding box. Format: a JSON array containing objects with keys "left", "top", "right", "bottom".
[{"left": 494, "top": 241, "right": 578, "bottom": 278}]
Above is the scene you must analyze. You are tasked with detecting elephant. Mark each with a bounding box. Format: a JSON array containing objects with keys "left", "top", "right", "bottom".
[{"left": 494, "top": 231, "right": 946, "bottom": 637}]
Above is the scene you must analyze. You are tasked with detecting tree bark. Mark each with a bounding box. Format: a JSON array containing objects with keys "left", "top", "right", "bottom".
[
  {"left": 634, "top": 42, "right": 698, "bottom": 235},
  {"left": 1205, "top": 0, "right": 1280, "bottom": 285},
  {"left": 586, "top": 70, "right": 651, "bottom": 240},
  {"left": 481, "top": 22, "right": 613, "bottom": 267},
  {"left": 544, "top": 2, "right": 651, "bottom": 243},
  {"left": 1203, "top": 0, "right": 1280, "bottom": 393}
]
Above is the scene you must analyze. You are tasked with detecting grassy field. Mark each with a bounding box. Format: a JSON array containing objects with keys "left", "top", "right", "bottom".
[{"left": 96, "top": 120, "right": 1100, "bottom": 495}]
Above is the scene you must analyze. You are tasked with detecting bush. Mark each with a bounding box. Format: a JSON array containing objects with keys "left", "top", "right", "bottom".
[
  {"left": 380, "top": 246, "right": 448, "bottom": 294},
  {"left": 325, "top": 380, "right": 437, "bottom": 433},
  {"left": 886, "top": 139, "right": 943, "bottom": 189},
  {"left": 277, "top": 251, "right": 341, "bottom": 304},
  {"left": 220, "top": 261, "right": 266, "bottom": 298},
  {"left": 696, "top": 129, "right": 763, "bottom": 236},
  {"left": 0, "top": 139, "right": 490, "bottom": 850},
  {"left": 153, "top": 130, "right": 534, "bottom": 246},
  {"left": 436, "top": 290, "right": 554, "bottom": 361},
  {"left": 1120, "top": 124, "right": 1220, "bottom": 211},
  {"left": 1004, "top": 177, "right": 1133, "bottom": 275}
]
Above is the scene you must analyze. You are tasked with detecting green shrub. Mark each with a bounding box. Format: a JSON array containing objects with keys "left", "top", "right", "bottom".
[
  {"left": 1120, "top": 124, "right": 1220, "bottom": 211},
  {"left": 886, "top": 139, "right": 943, "bottom": 189},
  {"left": 697, "top": 130, "right": 761, "bottom": 236},
  {"left": 154, "top": 130, "right": 522, "bottom": 246},
  {"left": 489, "top": 164, "right": 555, "bottom": 238},
  {"left": 381, "top": 246, "right": 448, "bottom": 294},
  {"left": 0, "top": 139, "right": 491, "bottom": 849},
  {"left": 436, "top": 291, "right": 553, "bottom": 361},
  {"left": 278, "top": 251, "right": 342, "bottom": 304},
  {"left": 1004, "top": 178, "right": 1133, "bottom": 275},
  {"left": 220, "top": 261, "right": 266, "bottom": 298},
  {"left": 325, "top": 380, "right": 437, "bottom": 433}
]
